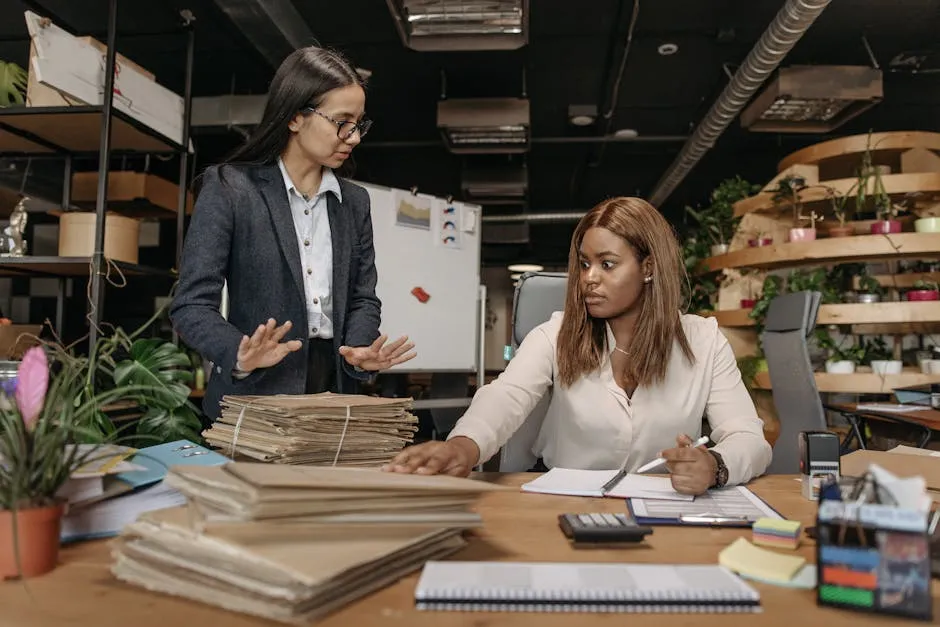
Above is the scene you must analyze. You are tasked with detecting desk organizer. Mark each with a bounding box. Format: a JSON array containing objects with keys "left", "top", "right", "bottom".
[{"left": 815, "top": 483, "right": 932, "bottom": 621}]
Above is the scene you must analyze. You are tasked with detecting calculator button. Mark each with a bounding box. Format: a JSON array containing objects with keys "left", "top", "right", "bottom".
[
  {"left": 589, "top": 513, "right": 607, "bottom": 526},
  {"left": 578, "top": 514, "right": 594, "bottom": 526},
  {"left": 601, "top": 513, "right": 621, "bottom": 526}
]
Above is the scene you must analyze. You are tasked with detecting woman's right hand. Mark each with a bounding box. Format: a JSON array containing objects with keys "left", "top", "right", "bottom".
[
  {"left": 382, "top": 437, "right": 480, "bottom": 477},
  {"left": 236, "top": 318, "right": 303, "bottom": 373}
]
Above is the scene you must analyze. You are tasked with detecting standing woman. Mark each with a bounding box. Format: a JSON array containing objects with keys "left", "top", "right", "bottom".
[{"left": 171, "top": 46, "right": 415, "bottom": 421}]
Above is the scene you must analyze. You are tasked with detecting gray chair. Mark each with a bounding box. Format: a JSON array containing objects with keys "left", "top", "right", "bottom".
[
  {"left": 761, "top": 290, "right": 825, "bottom": 474},
  {"left": 497, "top": 272, "right": 567, "bottom": 472}
]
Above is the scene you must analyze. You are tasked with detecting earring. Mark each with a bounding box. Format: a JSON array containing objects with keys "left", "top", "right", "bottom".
[{"left": 643, "top": 276, "right": 652, "bottom": 283}]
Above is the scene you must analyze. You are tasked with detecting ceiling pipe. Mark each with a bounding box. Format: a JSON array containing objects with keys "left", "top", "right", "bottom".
[
  {"left": 482, "top": 212, "right": 586, "bottom": 223},
  {"left": 648, "top": 0, "right": 833, "bottom": 207},
  {"left": 353, "top": 135, "right": 689, "bottom": 149}
]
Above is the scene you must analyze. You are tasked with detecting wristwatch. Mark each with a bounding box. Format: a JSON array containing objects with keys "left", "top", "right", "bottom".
[{"left": 708, "top": 450, "right": 729, "bottom": 488}]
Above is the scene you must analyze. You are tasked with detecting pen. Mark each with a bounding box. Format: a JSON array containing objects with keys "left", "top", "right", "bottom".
[
  {"left": 600, "top": 467, "right": 628, "bottom": 495},
  {"left": 635, "top": 435, "right": 710, "bottom": 474}
]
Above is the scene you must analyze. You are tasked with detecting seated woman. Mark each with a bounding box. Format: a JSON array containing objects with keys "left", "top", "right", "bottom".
[{"left": 384, "top": 197, "right": 772, "bottom": 494}]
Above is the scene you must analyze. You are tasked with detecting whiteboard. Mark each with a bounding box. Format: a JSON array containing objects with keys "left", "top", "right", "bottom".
[{"left": 355, "top": 181, "right": 482, "bottom": 372}]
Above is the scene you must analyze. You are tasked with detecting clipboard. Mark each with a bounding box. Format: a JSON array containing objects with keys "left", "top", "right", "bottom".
[{"left": 626, "top": 485, "right": 784, "bottom": 528}]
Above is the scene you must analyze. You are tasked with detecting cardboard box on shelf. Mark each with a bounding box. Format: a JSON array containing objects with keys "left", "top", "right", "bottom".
[
  {"left": 0, "top": 325, "right": 42, "bottom": 359},
  {"left": 57, "top": 212, "right": 140, "bottom": 265},
  {"left": 71, "top": 171, "right": 193, "bottom": 215}
]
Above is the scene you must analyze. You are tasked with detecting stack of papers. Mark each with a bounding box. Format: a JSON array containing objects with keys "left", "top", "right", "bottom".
[
  {"left": 113, "top": 462, "right": 505, "bottom": 623},
  {"left": 203, "top": 393, "right": 419, "bottom": 466}
]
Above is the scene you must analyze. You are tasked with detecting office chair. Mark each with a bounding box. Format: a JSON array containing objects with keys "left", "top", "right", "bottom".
[
  {"left": 761, "top": 290, "right": 826, "bottom": 474},
  {"left": 497, "top": 272, "right": 567, "bottom": 472}
]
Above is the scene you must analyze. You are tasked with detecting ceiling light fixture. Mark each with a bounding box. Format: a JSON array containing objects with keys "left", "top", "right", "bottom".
[
  {"left": 657, "top": 43, "right": 679, "bottom": 56},
  {"left": 613, "top": 128, "right": 639, "bottom": 139},
  {"left": 508, "top": 263, "right": 543, "bottom": 273},
  {"left": 386, "top": 0, "right": 529, "bottom": 51},
  {"left": 741, "top": 65, "right": 883, "bottom": 133},
  {"left": 568, "top": 104, "right": 598, "bottom": 127},
  {"left": 438, "top": 97, "right": 531, "bottom": 154}
]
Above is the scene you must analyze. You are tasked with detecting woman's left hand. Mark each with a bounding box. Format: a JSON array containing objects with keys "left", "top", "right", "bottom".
[
  {"left": 339, "top": 334, "right": 416, "bottom": 372},
  {"left": 661, "top": 434, "right": 717, "bottom": 495}
]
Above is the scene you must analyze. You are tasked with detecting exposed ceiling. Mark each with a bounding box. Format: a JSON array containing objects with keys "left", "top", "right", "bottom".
[{"left": 1, "top": 0, "right": 938, "bottom": 266}]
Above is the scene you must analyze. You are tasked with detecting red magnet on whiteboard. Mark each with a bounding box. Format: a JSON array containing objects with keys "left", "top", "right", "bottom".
[{"left": 411, "top": 287, "right": 430, "bottom": 303}]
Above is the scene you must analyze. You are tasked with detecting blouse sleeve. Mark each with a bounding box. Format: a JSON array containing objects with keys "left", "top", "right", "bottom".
[
  {"left": 446, "top": 325, "right": 555, "bottom": 463},
  {"left": 703, "top": 319, "right": 773, "bottom": 485}
]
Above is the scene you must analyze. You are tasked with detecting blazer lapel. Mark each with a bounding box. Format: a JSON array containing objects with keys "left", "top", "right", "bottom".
[
  {"left": 328, "top": 192, "right": 351, "bottom": 343},
  {"left": 257, "top": 165, "right": 305, "bottom": 299}
]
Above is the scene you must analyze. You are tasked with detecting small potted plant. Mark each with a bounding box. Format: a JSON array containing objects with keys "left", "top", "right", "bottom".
[
  {"left": 684, "top": 177, "right": 755, "bottom": 257},
  {"left": 855, "top": 273, "right": 885, "bottom": 304},
  {"left": 818, "top": 332, "right": 864, "bottom": 374},
  {"left": 856, "top": 132, "right": 903, "bottom": 235},
  {"left": 823, "top": 186, "right": 856, "bottom": 237},
  {"left": 864, "top": 336, "right": 902, "bottom": 375},
  {"left": 914, "top": 215, "right": 940, "bottom": 233},
  {"left": 772, "top": 176, "right": 819, "bottom": 242},
  {"left": 906, "top": 279, "right": 940, "bottom": 302},
  {"left": 747, "top": 230, "right": 773, "bottom": 248},
  {"left": 0, "top": 346, "right": 153, "bottom": 579}
]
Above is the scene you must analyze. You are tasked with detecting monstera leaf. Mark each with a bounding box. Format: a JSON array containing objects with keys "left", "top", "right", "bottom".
[
  {"left": 112, "top": 338, "right": 193, "bottom": 408},
  {"left": 0, "top": 61, "right": 27, "bottom": 107},
  {"left": 136, "top": 405, "right": 203, "bottom": 444}
]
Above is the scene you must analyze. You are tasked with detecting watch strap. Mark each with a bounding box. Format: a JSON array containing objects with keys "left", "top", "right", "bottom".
[{"left": 708, "top": 450, "right": 729, "bottom": 488}]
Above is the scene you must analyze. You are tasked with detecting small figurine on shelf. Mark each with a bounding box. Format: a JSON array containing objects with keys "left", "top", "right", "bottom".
[{"left": 0, "top": 197, "right": 28, "bottom": 257}]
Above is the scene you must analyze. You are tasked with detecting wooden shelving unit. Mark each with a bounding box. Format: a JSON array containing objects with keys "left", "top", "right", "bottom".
[
  {"left": 697, "top": 233, "right": 940, "bottom": 274},
  {"left": 752, "top": 371, "right": 940, "bottom": 394},
  {"left": 0, "top": 256, "right": 174, "bottom": 278},
  {"left": 710, "top": 301, "right": 940, "bottom": 328}
]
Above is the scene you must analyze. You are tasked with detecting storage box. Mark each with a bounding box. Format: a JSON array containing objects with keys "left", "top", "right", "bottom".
[
  {"left": 0, "top": 325, "right": 42, "bottom": 359},
  {"left": 26, "top": 35, "right": 155, "bottom": 107},
  {"left": 58, "top": 212, "right": 139, "bottom": 264},
  {"left": 71, "top": 171, "right": 193, "bottom": 216}
]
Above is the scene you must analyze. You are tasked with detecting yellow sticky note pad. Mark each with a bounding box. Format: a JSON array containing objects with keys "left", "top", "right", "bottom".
[{"left": 719, "top": 537, "right": 806, "bottom": 584}]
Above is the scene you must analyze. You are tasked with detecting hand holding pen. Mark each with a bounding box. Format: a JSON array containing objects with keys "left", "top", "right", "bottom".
[{"left": 660, "top": 434, "right": 717, "bottom": 496}]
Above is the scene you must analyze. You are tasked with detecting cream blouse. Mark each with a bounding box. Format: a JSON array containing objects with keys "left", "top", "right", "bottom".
[{"left": 448, "top": 312, "right": 772, "bottom": 486}]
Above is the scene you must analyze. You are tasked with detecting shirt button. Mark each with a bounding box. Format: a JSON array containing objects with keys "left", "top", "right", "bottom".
[
  {"left": 304, "top": 209, "right": 310, "bottom": 216},
  {"left": 307, "top": 268, "right": 313, "bottom": 275},
  {"left": 312, "top": 327, "right": 318, "bottom": 334},
  {"left": 313, "top": 297, "right": 319, "bottom": 304},
  {"left": 304, "top": 239, "right": 310, "bottom": 247}
]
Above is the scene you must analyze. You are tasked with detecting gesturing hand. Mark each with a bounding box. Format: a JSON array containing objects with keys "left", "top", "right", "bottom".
[
  {"left": 236, "top": 318, "right": 303, "bottom": 373},
  {"left": 661, "top": 433, "right": 717, "bottom": 496},
  {"left": 382, "top": 437, "right": 480, "bottom": 477},
  {"left": 339, "top": 334, "right": 416, "bottom": 372}
]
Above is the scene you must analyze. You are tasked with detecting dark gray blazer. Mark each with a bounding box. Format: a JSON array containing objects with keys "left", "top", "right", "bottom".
[{"left": 169, "top": 162, "right": 381, "bottom": 420}]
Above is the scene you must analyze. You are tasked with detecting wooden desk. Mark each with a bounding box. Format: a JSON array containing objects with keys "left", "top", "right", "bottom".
[
  {"left": 830, "top": 402, "right": 940, "bottom": 448},
  {"left": 2, "top": 474, "right": 937, "bottom": 626}
]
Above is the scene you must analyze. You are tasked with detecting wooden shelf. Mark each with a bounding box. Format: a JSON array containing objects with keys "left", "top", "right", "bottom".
[
  {"left": 733, "top": 172, "right": 940, "bottom": 217},
  {"left": 0, "top": 256, "right": 174, "bottom": 278},
  {"left": 710, "top": 301, "right": 940, "bottom": 328},
  {"left": 856, "top": 272, "right": 940, "bottom": 290},
  {"left": 0, "top": 106, "right": 183, "bottom": 155},
  {"left": 71, "top": 171, "right": 193, "bottom": 219},
  {"left": 697, "top": 233, "right": 940, "bottom": 274},
  {"left": 777, "top": 131, "right": 940, "bottom": 172},
  {"left": 752, "top": 370, "right": 940, "bottom": 394}
]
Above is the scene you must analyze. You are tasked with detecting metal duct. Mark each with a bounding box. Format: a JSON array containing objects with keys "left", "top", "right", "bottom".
[
  {"left": 212, "top": 0, "right": 315, "bottom": 65},
  {"left": 482, "top": 211, "right": 586, "bottom": 223},
  {"left": 648, "top": 0, "right": 833, "bottom": 207}
]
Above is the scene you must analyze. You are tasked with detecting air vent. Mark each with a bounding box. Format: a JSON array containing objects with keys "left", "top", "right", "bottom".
[
  {"left": 741, "top": 65, "right": 883, "bottom": 133},
  {"left": 386, "top": 0, "right": 528, "bottom": 51},
  {"left": 438, "top": 98, "right": 530, "bottom": 154},
  {"left": 462, "top": 164, "right": 527, "bottom": 203}
]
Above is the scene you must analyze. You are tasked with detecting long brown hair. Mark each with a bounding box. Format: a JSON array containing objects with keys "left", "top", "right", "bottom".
[{"left": 556, "top": 197, "right": 694, "bottom": 387}]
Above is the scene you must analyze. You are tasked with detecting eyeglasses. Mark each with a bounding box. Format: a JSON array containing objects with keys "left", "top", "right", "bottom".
[{"left": 304, "top": 107, "right": 373, "bottom": 141}]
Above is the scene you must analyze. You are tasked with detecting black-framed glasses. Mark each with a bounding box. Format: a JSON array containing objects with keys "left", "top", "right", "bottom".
[{"left": 304, "top": 107, "right": 373, "bottom": 141}]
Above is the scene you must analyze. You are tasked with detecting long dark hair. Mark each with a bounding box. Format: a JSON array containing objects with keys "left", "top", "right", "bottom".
[{"left": 225, "top": 46, "right": 364, "bottom": 166}]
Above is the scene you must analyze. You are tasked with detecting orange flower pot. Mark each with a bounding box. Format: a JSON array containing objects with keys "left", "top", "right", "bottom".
[{"left": 0, "top": 502, "right": 65, "bottom": 579}]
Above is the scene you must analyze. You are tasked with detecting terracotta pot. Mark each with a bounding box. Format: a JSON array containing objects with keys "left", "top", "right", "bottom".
[
  {"left": 828, "top": 225, "right": 854, "bottom": 238},
  {"left": 788, "top": 227, "right": 816, "bottom": 242},
  {"left": 870, "top": 219, "right": 902, "bottom": 235},
  {"left": 906, "top": 290, "right": 940, "bottom": 302},
  {"left": 740, "top": 299, "right": 756, "bottom": 309},
  {"left": 0, "top": 502, "right": 65, "bottom": 579},
  {"left": 748, "top": 237, "right": 773, "bottom": 247}
]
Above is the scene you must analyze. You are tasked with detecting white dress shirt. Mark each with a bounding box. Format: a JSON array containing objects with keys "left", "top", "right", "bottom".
[
  {"left": 277, "top": 158, "right": 342, "bottom": 339},
  {"left": 447, "top": 312, "right": 772, "bottom": 486}
]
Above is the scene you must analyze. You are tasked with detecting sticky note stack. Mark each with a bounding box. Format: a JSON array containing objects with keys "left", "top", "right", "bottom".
[{"left": 751, "top": 517, "right": 802, "bottom": 550}]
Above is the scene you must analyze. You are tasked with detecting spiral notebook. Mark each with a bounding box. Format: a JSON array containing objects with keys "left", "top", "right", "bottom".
[{"left": 415, "top": 562, "right": 761, "bottom": 613}]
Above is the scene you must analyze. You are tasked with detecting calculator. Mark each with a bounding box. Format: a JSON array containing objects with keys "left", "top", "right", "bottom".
[{"left": 558, "top": 512, "right": 654, "bottom": 544}]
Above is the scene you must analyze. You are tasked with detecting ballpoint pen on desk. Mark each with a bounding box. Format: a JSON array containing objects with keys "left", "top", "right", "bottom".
[{"left": 634, "top": 435, "right": 710, "bottom": 474}]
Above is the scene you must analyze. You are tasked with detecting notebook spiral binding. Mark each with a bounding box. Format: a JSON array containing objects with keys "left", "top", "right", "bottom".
[{"left": 415, "top": 589, "right": 761, "bottom": 613}]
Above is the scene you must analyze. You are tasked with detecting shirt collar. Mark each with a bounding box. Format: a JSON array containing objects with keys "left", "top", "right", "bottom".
[{"left": 276, "top": 158, "right": 343, "bottom": 203}]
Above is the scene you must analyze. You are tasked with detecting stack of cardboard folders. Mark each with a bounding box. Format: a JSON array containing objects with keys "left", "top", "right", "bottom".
[
  {"left": 111, "top": 462, "right": 505, "bottom": 624},
  {"left": 202, "top": 393, "right": 419, "bottom": 466}
]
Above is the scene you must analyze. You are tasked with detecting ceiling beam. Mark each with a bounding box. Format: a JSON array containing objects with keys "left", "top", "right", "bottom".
[{"left": 211, "top": 0, "right": 317, "bottom": 67}]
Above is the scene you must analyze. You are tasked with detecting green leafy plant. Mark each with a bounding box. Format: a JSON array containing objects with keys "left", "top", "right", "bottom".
[
  {"left": 861, "top": 336, "right": 892, "bottom": 364},
  {"left": 857, "top": 273, "right": 885, "bottom": 297},
  {"left": 823, "top": 185, "right": 857, "bottom": 228},
  {"left": 684, "top": 176, "right": 758, "bottom": 248},
  {"left": 748, "top": 275, "right": 784, "bottom": 335},
  {"left": 856, "top": 130, "right": 900, "bottom": 222},
  {"left": 787, "top": 268, "right": 840, "bottom": 304},
  {"left": 736, "top": 354, "right": 767, "bottom": 390},
  {"left": 772, "top": 175, "right": 813, "bottom": 226},
  {"left": 0, "top": 61, "right": 27, "bottom": 107},
  {"left": 816, "top": 331, "right": 866, "bottom": 363},
  {"left": 912, "top": 279, "right": 939, "bottom": 292}
]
